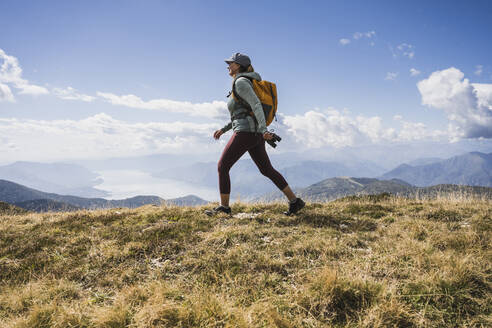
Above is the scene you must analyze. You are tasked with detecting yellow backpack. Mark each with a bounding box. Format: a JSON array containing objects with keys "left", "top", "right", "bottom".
[{"left": 232, "top": 77, "right": 278, "bottom": 126}]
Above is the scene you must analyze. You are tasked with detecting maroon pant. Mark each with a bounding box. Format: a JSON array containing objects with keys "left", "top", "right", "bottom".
[{"left": 218, "top": 131, "right": 288, "bottom": 194}]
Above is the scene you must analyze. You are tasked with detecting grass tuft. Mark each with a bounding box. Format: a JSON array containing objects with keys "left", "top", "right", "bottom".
[{"left": 297, "top": 268, "right": 381, "bottom": 324}]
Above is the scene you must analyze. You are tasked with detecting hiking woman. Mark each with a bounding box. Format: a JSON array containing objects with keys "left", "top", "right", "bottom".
[{"left": 211, "top": 52, "right": 305, "bottom": 215}]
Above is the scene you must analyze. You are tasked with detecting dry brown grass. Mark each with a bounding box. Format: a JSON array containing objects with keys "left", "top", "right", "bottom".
[{"left": 0, "top": 194, "right": 490, "bottom": 327}]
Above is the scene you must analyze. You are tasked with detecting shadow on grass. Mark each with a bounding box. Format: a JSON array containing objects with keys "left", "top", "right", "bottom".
[{"left": 275, "top": 211, "right": 378, "bottom": 232}]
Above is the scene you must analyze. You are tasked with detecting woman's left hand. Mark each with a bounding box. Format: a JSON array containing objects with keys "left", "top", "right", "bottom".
[{"left": 263, "top": 132, "right": 273, "bottom": 140}]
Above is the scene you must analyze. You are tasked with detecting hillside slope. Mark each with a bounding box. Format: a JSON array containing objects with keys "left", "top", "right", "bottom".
[
  {"left": 0, "top": 195, "right": 490, "bottom": 327},
  {"left": 300, "top": 177, "right": 414, "bottom": 201},
  {"left": 0, "top": 201, "right": 29, "bottom": 215},
  {"left": 13, "top": 199, "right": 82, "bottom": 212}
]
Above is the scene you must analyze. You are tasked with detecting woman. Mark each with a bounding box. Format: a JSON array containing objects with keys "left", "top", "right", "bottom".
[{"left": 210, "top": 52, "right": 305, "bottom": 216}]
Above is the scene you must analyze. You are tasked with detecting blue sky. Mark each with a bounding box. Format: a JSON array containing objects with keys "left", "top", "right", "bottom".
[{"left": 1, "top": 0, "right": 492, "bottom": 164}]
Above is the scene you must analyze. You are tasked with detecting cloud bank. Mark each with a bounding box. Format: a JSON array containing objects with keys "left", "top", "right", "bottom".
[
  {"left": 417, "top": 67, "right": 492, "bottom": 140},
  {"left": 0, "top": 106, "right": 451, "bottom": 162},
  {"left": 279, "top": 109, "right": 445, "bottom": 149},
  {"left": 0, "top": 113, "right": 223, "bottom": 162}
]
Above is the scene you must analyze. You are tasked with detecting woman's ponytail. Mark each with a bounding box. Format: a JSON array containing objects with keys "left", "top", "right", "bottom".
[{"left": 238, "top": 64, "right": 254, "bottom": 73}]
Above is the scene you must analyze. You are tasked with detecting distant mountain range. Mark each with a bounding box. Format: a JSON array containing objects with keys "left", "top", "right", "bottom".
[
  {"left": 5, "top": 150, "right": 492, "bottom": 203},
  {"left": 0, "top": 179, "right": 209, "bottom": 212},
  {"left": 2, "top": 172, "right": 491, "bottom": 213},
  {"left": 2, "top": 151, "right": 492, "bottom": 210},
  {"left": 152, "top": 151, "right": 492, "bottom": 199},
  {"left": 380, "top": 152, "right": 492, "bottom": 187},
  {"left": 0, "top": 161, "right": 108, "bottom": 198},
  {"left": 254, "top": 177, "right": 492, "bottom": 203},
  {"left": 153, "top": 159, "right": 386, "bottom": 200}
]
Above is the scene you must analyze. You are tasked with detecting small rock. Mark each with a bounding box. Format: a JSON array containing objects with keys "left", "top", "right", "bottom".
[
  {"left": 150, "top": 258, "right": 163, "bottom": 268},
  {"left": 233, "top": 212, "right": 259, "bottom": 219}
]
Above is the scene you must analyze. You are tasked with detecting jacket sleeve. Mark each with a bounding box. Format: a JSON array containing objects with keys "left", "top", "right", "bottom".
[
  {"left": 235, "top": 78, "right": 267, "bottom": 134},
  {"left": 220, "top": 122, "right": 232, "bottom": 133}
]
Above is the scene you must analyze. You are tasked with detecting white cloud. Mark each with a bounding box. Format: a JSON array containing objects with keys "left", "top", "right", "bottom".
[
  {"left": 410, "top": 68, "right": 421, "bottom": 76},
  {"left": 385, "top": 72, "right": 398, "bottom": 80},
  {"left": 353, "top": 31, "right": 376, "bottom": 40},
  {"left": 97, "top": 92, "right": 228, "bottom": 119},
  {"left": 472, "top": 83, "right": 492, "bottom": 110},
  {"left": 0, "top": 83, "right": 14, "bottom": 102},
  {"left": 346, "top": 31, "right": 376, "bottom": 46},
  {"left": 339, "top": 38, "right": 351, "bottom": 45},
  {"left": 417, "top": 67, "right": 492, "bottom": 140},
  {"left": 52, "top": 86, "right": 95, "bottom": 102},
  {"left": 391, "top": 43, "right": 415, "bottom": 59},
  {"left": 397, "top": 120, "right": 447, "bottom": 142},
  {"left": 279, "top": 109, "right": 444, "bottom": 149},
  {"left": 281, "top": 110, "right": 376, "bottom": 148},
  {"left": 0, "top": 113, "right": 223, "bottom": 162},
  {"left": 475, "top": 65, "right": 483, "bottom": 76},
  {"left": 393, "top": 115, "right": 403, "bottom": 120},
  {"left": 0, "top": 48, "right": 49, "bottom": 97}
]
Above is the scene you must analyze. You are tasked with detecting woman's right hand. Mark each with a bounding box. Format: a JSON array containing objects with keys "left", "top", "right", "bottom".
[{"left": 213, "top": 130, "right": 224, "bottom": 140}]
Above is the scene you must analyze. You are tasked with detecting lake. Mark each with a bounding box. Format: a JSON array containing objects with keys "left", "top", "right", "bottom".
[{"left": 93, "top": 169, "right": 216, "bottom": 201}]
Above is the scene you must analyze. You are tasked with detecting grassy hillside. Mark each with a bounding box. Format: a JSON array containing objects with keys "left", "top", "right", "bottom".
[{"left": 0, "top": 194, "right": 490, "bottom": 327}]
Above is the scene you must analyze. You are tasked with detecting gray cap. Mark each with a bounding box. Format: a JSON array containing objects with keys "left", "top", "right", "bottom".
[{"left": 224, "top": 52, "right": 251, "bottom": 68}]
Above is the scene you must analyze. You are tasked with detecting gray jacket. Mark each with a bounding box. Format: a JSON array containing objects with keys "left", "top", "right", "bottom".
[{"left": 220, "top": 72, "right": 267, "bottom": 134}]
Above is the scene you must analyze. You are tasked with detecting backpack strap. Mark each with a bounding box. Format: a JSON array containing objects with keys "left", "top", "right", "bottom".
[
  {"left": 232, "top": 76, "right": 253, "bottom": 107},
  {"left": 231, "top": 76, "right": 258, "bottom": 125}
]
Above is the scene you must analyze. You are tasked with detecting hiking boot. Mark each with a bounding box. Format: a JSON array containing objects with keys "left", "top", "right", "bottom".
[
  {"left": 204, "top": 205, "right": 232, "bottom": 216},
  {"left": 284, "top": 198, "right": 305, "bottom": 216}
]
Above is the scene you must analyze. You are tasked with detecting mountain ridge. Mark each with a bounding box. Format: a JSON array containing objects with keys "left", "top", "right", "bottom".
[
  {"left": 380, "top": 151, "right": 492, "bottom": 187},
  {"left": 254, "top": 176, "right": 492, "bottom": 203}
]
